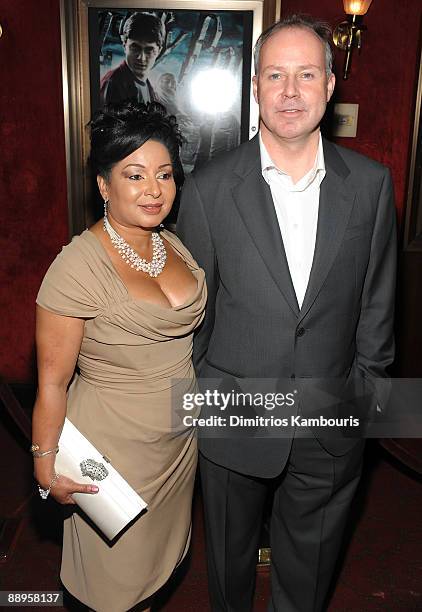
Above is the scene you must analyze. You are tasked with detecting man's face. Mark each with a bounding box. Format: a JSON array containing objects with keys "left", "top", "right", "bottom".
[
  {"left": 124, "top": 38, "right": 161, "bottom": 80},
  {"left": 159, "top": 73, "right": 177, "bottom": 95},
  {"left": 253, "top": 27, "right": 335, "bottom": 145}
]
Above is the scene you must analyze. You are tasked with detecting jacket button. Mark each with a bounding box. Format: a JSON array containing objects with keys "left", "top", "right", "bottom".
[{"left": 296, "top": 327, "right": 305, "bottom": 337}]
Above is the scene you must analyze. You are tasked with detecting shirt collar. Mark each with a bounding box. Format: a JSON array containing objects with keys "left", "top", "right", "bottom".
[
  {"left": 260, "top": 132, "right": 326, "bottom": 192},
  {"left": 126, "top": 61, "right": 148, "bottom": 86}
]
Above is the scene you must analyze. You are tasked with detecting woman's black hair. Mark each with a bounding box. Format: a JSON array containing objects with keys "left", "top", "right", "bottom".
[{"left": 89, "top": 101, "right": 184, "bottom": 193}]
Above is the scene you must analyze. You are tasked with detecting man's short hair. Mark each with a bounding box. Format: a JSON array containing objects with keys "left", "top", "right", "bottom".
[
  {"left": 121, "top": 12, "right": 166, "bottom": 49},
  {"left": 254, "top": 14, "right": 333, "bottom": 76}
]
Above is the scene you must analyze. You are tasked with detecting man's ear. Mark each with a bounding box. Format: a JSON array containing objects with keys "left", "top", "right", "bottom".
[
  {"left": 326, "top": 72, "right": 335, "bottom": 103},
  {"left": 97, "top": 175, "right": 108, "bottom": 202},
  {"left": 252, "top": 75, "right": 259, "bottom": 104}
]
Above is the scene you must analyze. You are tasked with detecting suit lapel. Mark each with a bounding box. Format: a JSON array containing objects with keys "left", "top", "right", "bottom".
[
  {"left": 231, "top": 138, "right": 299, "bottom": 316},
  {"left": 299, "top": 140, "right": 356, "bottom": 321},
  {"left": 230, "top": 138, "right": 355, "bottom": 320}
]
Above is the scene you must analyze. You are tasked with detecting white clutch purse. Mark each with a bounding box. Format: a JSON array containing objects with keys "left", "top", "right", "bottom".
[{"left": 55, "top": 418, "right": 147, "bottom": 540}]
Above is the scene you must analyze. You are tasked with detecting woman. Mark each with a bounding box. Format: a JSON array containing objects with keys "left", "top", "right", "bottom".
[{"left": 32, "top": 102, "right": 206, "bottom": 611}]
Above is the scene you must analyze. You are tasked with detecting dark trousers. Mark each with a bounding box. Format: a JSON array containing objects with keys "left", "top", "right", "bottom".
[{"left": 200, "top": 436, "right": 365, "bottom": 612}]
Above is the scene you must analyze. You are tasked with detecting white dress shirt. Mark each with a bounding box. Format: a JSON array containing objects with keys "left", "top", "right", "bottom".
[
  {"left": 134, "top": 79, "right": 151, "bottom": 104},
  {"left": 260, "top": 134, "right": 326, "bottom": 308}
]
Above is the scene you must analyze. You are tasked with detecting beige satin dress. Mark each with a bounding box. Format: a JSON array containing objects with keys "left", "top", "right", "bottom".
[{"left": 36, "top": 229, "right": 206, "bottom": 612}]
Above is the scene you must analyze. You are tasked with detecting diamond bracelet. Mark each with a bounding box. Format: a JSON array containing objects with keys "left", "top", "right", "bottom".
[{"left": 38, "top": 473, "right": 60, "bottom": 500}]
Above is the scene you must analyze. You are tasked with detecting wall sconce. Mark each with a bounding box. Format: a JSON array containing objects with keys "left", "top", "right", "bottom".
[{"left": 333, "top": 0, "right": 373, "bottom": 80}]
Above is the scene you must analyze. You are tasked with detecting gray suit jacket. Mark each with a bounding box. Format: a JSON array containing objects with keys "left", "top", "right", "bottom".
[{"left": 177, "top": 135, "right": 396, "bottom": 477}]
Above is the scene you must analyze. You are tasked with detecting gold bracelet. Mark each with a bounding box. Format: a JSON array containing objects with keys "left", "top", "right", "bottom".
[{"left": 30, "top": 443, "right": 59, "bottom": 458}]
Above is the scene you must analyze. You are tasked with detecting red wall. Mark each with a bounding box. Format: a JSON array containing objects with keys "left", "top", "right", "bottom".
[
  {"left": 0, "top": 0, "right": 421, "bottom": 381},
  {"left": 0, "top": 0, "right": 69, "bottom": 381},
  {"left": 282, "top": 0, "right": 421, "bottom": 221}
]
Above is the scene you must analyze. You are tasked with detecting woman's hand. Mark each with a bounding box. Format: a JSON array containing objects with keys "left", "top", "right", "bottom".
[{"left": 38, "top": 473, "right": 99, "bottom": 505}]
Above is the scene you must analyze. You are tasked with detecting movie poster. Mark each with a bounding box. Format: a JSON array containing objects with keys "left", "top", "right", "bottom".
[{"left": 88, "top": 8, "right": 253, "bottom": 173}]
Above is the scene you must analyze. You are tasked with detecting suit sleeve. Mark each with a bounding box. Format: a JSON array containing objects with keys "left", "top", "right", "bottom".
[
  {"left": 355, "top": 167, "right": 397, "bottom": 405},
  {"left": 177, "top": 174, "right": 218, "bottom": 374}
]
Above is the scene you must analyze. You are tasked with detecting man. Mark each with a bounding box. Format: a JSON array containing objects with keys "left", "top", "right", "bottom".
[
  {"left": 157, "top": 72, "right": 179, "bottom": 115},
  {"left": 177, "top": 14, "right": 396, "bottom": 612},
  {"left": 100, "top": 12, "right": 165, "bottom": 106}
]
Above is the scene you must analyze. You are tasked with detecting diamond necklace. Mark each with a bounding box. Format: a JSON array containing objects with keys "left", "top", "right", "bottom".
[{"left": 103, "top": 213, "right": 166, "bottom": 278}]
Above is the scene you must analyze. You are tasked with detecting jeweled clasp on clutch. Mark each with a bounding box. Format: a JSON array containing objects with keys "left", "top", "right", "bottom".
[{"left": 80, "top": 458, "right": 109, "bottom": 481}]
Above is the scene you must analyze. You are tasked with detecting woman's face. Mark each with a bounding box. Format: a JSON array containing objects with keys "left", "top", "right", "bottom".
[{"left": 97, "top": 139, "right": 176, "bottom": 230}]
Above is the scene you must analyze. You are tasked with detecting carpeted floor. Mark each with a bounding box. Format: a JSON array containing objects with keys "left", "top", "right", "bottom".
[{"left": 0, "top": 412, "right": 421, "bottom": 612}]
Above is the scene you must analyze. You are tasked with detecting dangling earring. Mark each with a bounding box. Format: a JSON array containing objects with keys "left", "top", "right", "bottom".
[{"left": 103, "top": 199, "right": 109, "bottom": 218}]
